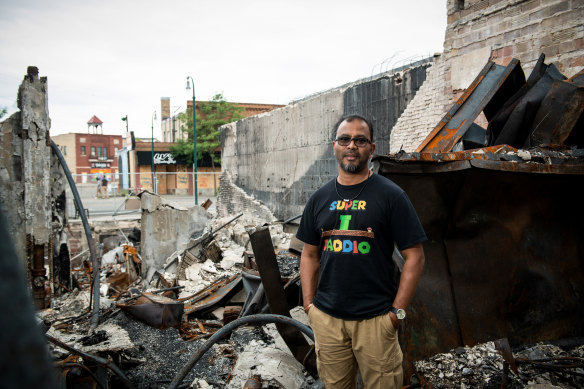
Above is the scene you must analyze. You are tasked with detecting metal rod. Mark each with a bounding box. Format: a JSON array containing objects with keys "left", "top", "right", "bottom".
[{"left": 50, "top": 140, "right": 100, "bottom": 329}]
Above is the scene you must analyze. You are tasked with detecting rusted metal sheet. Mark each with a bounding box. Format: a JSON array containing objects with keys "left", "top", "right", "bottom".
[
  {"left": 528, "top": 70, "right": 584, "bottom": 148},
  {"left": 417, "top": 59, "right": 525, "bottom": 153},
  {"left": 493, "top": 63, "right": 566, "bottom": 148},
  {"left": 183, "top": 274, "right": 242, "bottom": 315},
  {"left": 117, "top": 292, "right": 184, "bottom": 329},
  {"left": 248, "top": 227, "right": 318, "bottom": 378},
  {"left": 372, "top": 155, "right": 584, "bottom": 367}
]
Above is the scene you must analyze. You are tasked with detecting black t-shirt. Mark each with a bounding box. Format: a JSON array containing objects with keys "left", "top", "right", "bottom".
[{"left": 296, "top": 173, "right": 427, "bottom": 320}]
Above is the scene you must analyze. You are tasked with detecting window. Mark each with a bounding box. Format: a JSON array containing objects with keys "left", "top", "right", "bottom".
[
  {"left": 63, "top": 146, "right": 67, "bottom": 155},
  {"left": 114, "top": 147, "right": 119, "bottom": 154},
  {"left": 81, "top": 146, "right": 86, "bottom": 155},
  {"left": 91, "top": 146, "right": 96, "bottom": 156},
  {"left": 103, "top": 147, "right": 108, "bottom": 158},
  {"left": 97, "top": 147, "right": 101, "bottom": 157},
  {"left": 113, "top": 139, "right": 120, "bottom": 145}
]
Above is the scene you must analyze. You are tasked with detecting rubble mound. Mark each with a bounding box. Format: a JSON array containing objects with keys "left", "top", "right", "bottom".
[{"left": 414, "top": 339, "right": 584, "bottom": 389}]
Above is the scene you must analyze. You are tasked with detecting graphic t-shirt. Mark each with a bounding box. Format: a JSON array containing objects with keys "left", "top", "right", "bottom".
[{"left": 296, "top": 173, "right": 427, "bottom": 320}]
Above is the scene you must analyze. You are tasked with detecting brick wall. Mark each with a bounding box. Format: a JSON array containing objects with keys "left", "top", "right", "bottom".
[
  {"left": 390, "top": 0, "right": 584, "bottom": 153},
  {"left": 445, "top": 0, "right": 583, "bottom": 78},
  {"left": 390, "top": 55, "right": 453, "bottom": 152}
]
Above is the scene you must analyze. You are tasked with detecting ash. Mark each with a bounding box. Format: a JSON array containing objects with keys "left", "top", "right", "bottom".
[
  {"left": 111, "top": 311, "right": 236, "bottom": 388},
  {"left": 275, "top": 250, "right": 299, "bottom": 278}
]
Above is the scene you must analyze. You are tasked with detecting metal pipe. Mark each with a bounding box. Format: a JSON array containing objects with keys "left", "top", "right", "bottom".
[
  {"left": 47, "top": 334, "right": 135, "bottom": 388},
  {"left": 186, "top": 76, "right": 198, "bottom": 205},
  {"left": 49, "top": 140, "right": 100, "bottom": 329},
  {"left": 168, "top": 314, "right": 314, "bottom": 389}
]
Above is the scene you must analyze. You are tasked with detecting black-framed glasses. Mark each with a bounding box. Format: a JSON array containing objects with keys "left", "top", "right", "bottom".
[{"left": 335, "top": 136, "right": 372, "bottom": 147}]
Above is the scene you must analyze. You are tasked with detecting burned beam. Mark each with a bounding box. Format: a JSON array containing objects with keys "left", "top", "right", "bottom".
[{"left": 248, "top": 227, "right": 318, "bottom": 378}]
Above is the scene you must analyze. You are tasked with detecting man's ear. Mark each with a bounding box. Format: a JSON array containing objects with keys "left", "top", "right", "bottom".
[{"left": 370, "top": 143, "right": 376, "bottom": 157}]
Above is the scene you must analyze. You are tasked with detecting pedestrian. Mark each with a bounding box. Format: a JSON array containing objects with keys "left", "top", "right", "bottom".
[
  {"left": 296, "top": 114, "right": 427, "bottom": 389},
  {"left": 101, "top": 175, "right": 110, "bottom": 199},
  {"left": 95, "top": 173, "right": 103, "bottom": 198}
]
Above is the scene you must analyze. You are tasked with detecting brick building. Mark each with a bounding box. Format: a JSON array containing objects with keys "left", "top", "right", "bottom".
[
  {"left": 52, "top": 130, "right": 123, "bottom": 183},
  {"left": 160, "top": 98, "right": 284, "bottom": 142}
]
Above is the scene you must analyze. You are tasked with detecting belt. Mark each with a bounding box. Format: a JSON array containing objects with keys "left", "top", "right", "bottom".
[{"left": 321, "top": 229, "right": 374, "bottom": 238}]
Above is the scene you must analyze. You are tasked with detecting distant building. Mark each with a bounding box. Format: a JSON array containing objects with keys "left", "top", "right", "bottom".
[
  {"left": 52, "top": 115, "right": 122, "bottom": 184},
  {"left": 160, "top": 98, "right": 284, "bottom": 142}
]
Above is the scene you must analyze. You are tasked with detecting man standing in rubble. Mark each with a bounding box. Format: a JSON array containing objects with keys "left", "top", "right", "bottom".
[{"left": 297, "top": 114, "right": 426, "bottom": 388}]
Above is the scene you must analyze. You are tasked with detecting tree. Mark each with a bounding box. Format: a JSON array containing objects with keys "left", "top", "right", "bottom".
[
  {"left": 170, "top": 93, "right": 244, "bottom": 167},
  {"left": 0, "top": 106, "right": 7, "bottom": 120}
]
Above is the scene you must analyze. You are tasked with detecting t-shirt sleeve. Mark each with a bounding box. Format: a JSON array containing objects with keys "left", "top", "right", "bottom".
[
  {"left": 296, "top": 197, "right": 321, "bottom": 246},
  {"left": 391, "top": 191, "right": 427, "bottom": 250}
]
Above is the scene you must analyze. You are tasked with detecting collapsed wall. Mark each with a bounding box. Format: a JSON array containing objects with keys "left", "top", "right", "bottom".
[{"left": 220, "top": 64, "right": 431, "bottom": 220}]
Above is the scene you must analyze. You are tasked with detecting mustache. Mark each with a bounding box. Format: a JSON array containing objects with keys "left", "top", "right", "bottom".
[{"left": 343, "top": 151, "right": 360, "bottom": 158}]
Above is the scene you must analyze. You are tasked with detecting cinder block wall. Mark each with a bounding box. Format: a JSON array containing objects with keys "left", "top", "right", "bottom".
[{"left": 220, "top": 65, "right": 431, "bottom": 220}]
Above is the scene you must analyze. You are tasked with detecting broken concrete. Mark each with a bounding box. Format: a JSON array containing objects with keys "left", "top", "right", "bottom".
[
  {"left": 0, "top": 66, "right": 69, "bottom": 308},
  {"left": 139, "top": 190, "right": 211, "bottom": 283},
  {"left": 413, "top": 339, "right": 584, "bottom": 388}
]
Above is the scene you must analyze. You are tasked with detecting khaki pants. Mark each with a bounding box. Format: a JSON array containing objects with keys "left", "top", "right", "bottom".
[{"left": 308, "top": 305, "right": 403, "bottom": 389}]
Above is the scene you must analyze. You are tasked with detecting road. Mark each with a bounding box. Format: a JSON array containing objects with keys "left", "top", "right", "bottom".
[{"left": 76, "top": 195, "right": 217, "bottom": 220}]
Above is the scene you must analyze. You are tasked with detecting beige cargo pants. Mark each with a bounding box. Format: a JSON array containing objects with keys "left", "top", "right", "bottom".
[{"left": 308, "top": 304, "right": 403, "bottom": 389}]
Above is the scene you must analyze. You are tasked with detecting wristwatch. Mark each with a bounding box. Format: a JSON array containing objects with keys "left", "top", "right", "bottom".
[{"left": 390, "top": 306, "right": 406, "bottom": 320}]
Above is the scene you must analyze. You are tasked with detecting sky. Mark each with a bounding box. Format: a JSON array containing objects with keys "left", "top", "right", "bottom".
[{"left": 0, "top": 0, "right": 447, "bottom": 139}]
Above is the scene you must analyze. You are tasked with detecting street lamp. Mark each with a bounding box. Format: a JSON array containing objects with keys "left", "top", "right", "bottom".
[
  {"left": 151, "top": 110, "right": 157, "bottom": 193},
  {"left": 186, "top": 76, "right": 198, "bottom": 205},
  {"left": 122, "top": 115, "right": 128, "bottom": 133}
]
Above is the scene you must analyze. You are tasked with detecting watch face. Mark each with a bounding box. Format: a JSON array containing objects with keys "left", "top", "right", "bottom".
[{"left": 396, "top": 309, "right": 406, "bottom": 320}]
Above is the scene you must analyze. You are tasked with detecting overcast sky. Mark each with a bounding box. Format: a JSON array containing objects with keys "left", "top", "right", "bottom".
[{"left": 0, "top": 0, "right": 446, "bottom": 139}]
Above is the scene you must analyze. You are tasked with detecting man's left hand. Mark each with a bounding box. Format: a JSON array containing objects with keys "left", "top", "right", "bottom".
[{"left": 389, "top": 311, "right": 399, "bottom": 330}]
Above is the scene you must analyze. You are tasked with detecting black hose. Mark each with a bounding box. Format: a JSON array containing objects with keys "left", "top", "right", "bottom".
[
  {"left": 50, "top": 140, "right": 100, "bottom": 329},
  {"left": 168, "top": 314, "right": 314, "bottom": 389}
]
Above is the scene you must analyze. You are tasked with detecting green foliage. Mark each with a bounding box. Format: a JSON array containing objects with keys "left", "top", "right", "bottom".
[
  {"left": 0, "top": 106, "right": 7, "bottom": 120},
  {"left": 170, "top": 93, "right": 244, "bottom": 167}
]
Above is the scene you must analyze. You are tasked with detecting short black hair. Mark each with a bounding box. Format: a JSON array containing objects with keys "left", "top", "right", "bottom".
[{"left": 333, "top": 114, "right": 374, "bottom": 141}]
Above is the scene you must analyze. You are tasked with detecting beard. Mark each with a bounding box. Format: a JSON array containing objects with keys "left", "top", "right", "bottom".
[{"left": 336, "top": 150, "right": 369, "bottom": 174}]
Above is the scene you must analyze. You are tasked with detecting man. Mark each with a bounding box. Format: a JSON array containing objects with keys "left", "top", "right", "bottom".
[
  {"left": 95, "top": 173, "right": 103, "bottom": 199},
  {"left": 297, "top": 114, "right": 426, "bottom": 389},
  {"left": 100, "top": 175, "right": 110, "bottom": 199}
]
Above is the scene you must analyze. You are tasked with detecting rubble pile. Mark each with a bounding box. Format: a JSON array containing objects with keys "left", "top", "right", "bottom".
[
  {"left": 413, "top": 340, "right": 584, "bottom": 389},
  {"left": 39, "top": 200, "right": 314, "bottom": 388}
]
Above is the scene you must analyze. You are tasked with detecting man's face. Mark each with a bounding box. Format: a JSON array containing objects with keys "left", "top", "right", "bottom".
[{"left": 333, "top": 119, "right": 375, "bottom": 174}]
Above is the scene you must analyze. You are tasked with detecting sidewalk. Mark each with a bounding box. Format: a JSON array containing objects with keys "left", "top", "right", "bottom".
[{"left": 72, "top": 194, "right": 217, "bottom": 222}]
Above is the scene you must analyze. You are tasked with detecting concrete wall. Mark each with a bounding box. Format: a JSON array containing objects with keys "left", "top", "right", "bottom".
[
  {"left": 0, "top": 66, "right": 70, "bottom": 304},
  {"left": 220, "top": 65, "right": 431, "bottom": 220},
  {"left": 220, "top": 0, "right": 584, "bottom": 219},
  {"left": 140, "top": 192, "right": 210, "bottom": 282}
]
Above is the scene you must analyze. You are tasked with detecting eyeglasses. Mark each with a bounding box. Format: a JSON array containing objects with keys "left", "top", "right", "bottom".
[{"left": 335, "top": 136, "right": 372, "bottom": 147}]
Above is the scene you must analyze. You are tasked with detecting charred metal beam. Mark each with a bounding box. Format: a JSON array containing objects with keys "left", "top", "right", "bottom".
[
  {"left": 248, "top": 227, "right": 318, "bottom": 378},
  {"left": 417, "top": 59, "right": 525, "bottom": 153}
]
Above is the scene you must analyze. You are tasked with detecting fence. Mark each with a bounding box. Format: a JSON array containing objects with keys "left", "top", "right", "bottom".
[{"left": 71, "top": 171, "right": 221, "bottom": 197}]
